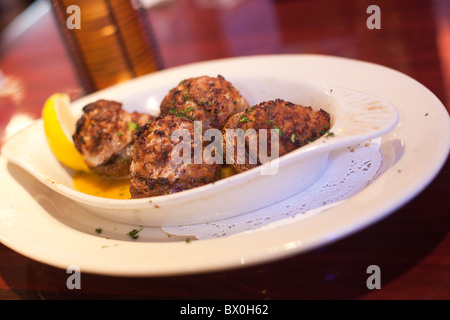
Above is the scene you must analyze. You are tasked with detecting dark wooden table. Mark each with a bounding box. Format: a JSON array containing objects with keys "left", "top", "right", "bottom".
[{"left": 0, "top": 0, "right": 449, "bottom": 301}]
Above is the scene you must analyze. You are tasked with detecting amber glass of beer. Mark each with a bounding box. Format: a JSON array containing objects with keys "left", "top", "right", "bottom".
[{"left": 51, "top": 0, "right": 163, "bottom": 94}]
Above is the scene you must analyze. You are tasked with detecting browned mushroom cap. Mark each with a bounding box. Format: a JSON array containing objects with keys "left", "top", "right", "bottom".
[
  {"left": 129, "top": 115, "right": 222, "bottom": 198},
  {"left": 222, "top": 99, "right": 331, "bottom": 173},
  {"left": 159, "top": 75, "right": 248, "bottom": 129},
  {"left": 73, "top": 100, "right": 154, "bottom": 177}
]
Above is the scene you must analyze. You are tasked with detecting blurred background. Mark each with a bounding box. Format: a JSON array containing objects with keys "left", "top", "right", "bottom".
[
  {"left": 0, "top": 0, "right": 448, "bottom": 104},
  {"left": 0, "top": 0, "right": 34, "bottom": 32}
]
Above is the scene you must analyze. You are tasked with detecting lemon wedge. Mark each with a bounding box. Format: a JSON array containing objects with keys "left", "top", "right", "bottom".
[{"left": 42, "top": 93, "right": 90, "bottom": 172}]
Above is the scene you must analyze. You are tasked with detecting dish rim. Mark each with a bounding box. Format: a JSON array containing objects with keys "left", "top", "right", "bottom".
[{"left": 0, "top": 54, "right": 448, "bottom": 277}]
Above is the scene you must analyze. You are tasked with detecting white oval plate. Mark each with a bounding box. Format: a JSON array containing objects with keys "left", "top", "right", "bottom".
[
  {"left": 1, "top": 60, "right": 398, "bottom": 227},
  {"left": 0, "top": 55, "right": 448, "bottom": 277}
]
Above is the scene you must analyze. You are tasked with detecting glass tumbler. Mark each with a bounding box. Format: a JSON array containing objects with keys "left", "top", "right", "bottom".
[{"left": 51, "top": 0, "right": 163, "bottom": 94}]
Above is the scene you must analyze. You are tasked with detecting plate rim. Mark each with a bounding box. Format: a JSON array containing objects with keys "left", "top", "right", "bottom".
[{"left": 0, "top": 54, "right": 449, "bottom": 277}]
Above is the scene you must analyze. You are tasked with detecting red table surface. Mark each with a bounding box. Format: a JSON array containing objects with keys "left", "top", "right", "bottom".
[{"left": 0, "top": 0, "right": 449, "bottom": 300}]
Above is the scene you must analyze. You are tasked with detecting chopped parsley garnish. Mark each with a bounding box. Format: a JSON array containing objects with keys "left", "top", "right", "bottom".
[
  {"left": 181, "top": 89, "right": 190, "bottom": 101},
  {"left": 268, "top": 119, "right": 274, "bottom": 125},
  {"left": 174, "top": 107, "right": 195, "bottom": 120},
  {"left": 95, "top": 228, "right": 102, "bottom": 234},
  {"left": 239, "top": 115, "right": 253, "bottom": 123},
  {"left": 245, "top": 106, "right": 256, "bottom": 114},
  {"left": 325, "top": 131, "right": 335, "bottom": 137},
  {"left": 117, "top": 131, "right": 122, "bottom": 137},
  {"left": 290, "top": 134, "right": 296, "bottom": 143},
  {"left": 319, "top": 126, "right": 329, "bottom": 134},
  {"left": 127, "top": 227, "right": 143, "bottom": 240},
  {"left": 275, "top": 126, "right": 282, "bottom": 136},
  {"left": 127, "top": 120, "right": 139, "bottom": 131}
]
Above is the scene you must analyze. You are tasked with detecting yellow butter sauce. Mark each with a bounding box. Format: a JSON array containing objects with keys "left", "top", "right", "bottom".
[
  {"left": 73, "top": 166, "right": 237, "bottom": 200},
  {"left": 219, "top": 166, "right": 237, "bottom": 179},
  {"left": 73, "top": 171, "right": 131, "bottom": 199}
]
